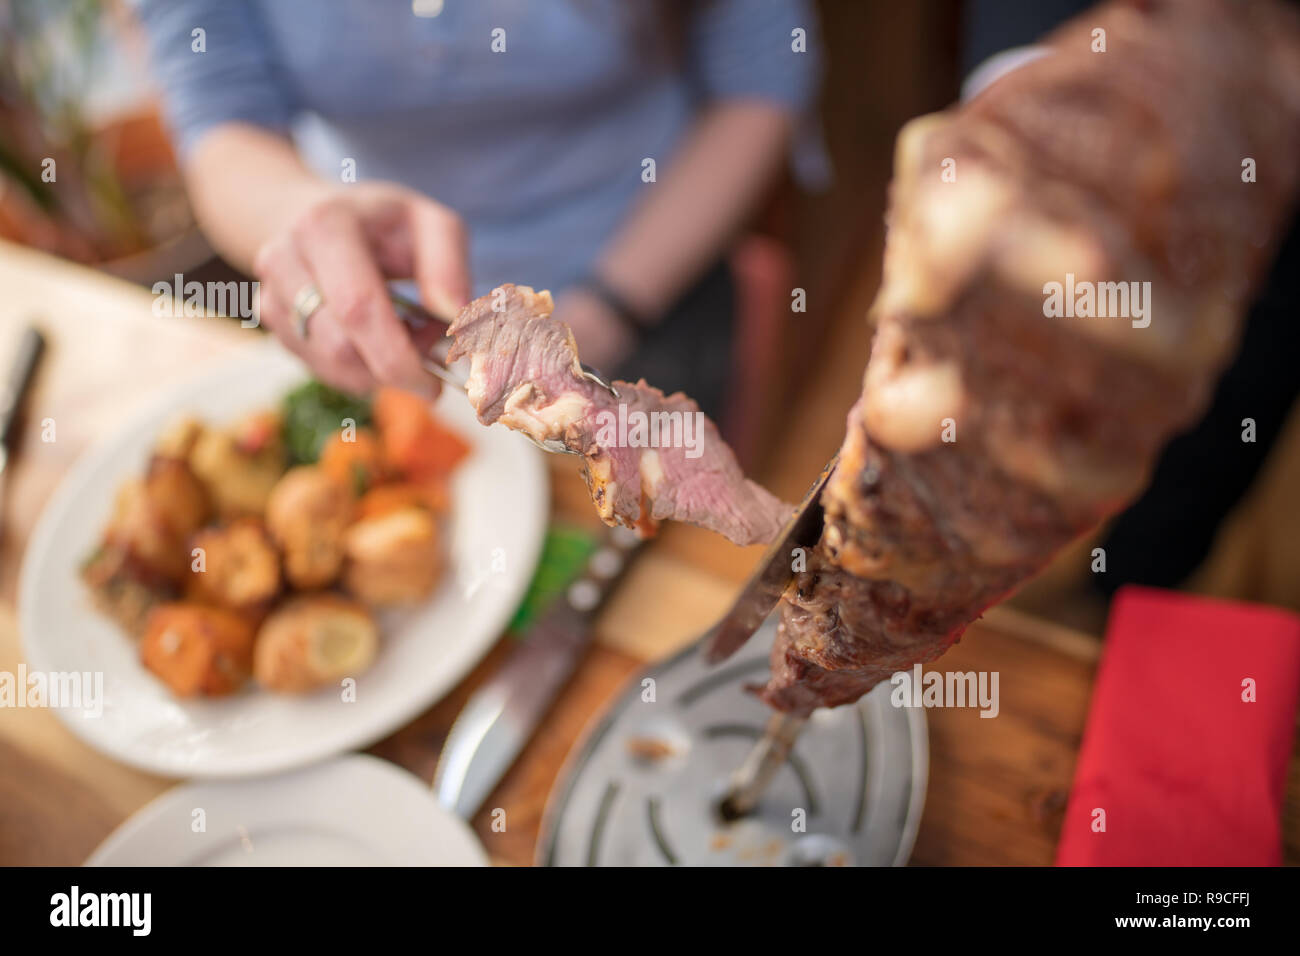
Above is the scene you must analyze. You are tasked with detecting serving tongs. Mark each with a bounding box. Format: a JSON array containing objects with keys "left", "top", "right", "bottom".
[{"left": 388, "top": 288, "right": 619, "bottom": 457}]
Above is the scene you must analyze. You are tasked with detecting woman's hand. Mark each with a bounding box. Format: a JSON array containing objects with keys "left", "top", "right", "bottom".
[{"left": 253, "top": 182, "right": 471, "bottom": 397}]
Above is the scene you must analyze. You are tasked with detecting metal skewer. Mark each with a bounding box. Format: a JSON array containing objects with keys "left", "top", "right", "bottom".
[
  {"left": 388, "top": 290, "right": 480, "bottom": 394},
  {"left": 539, "top": 618, "right": 927, "bottom": 866},
  {"left": 718, "top": 712, "right": 808, "bottom": 820}
]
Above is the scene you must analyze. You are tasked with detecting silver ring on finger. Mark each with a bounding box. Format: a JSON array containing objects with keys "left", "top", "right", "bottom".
[{"left": 291, "top": 284, "right": 324, "bottom": 339}]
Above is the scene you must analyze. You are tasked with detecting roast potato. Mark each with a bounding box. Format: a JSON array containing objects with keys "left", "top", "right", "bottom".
[
  {"left": 81, "top": 544, "right": 172, "bottom": 638},
  {"left": 342, "top": 506, "right": 442, "bottom": 605},
  {"left": 186, "top": 519, "right": 281, "bottom": 610},
  {"left": 265, "top": 466, "right": 354, "bottom": 588},
  {"left": 140, "top": 603, "right": 255, "bottom": 697},
  {"left": 253, "top": 594, "right": 378, "bottom": 693},
  {"left": 154, "top": 416, "right": 206, "bottom": 459},
  {"left": 104, "top": 455, "right": 210, "bottom": 582},
  {"left": 189, "top": 411, "right": 286, "bottom": 516}
]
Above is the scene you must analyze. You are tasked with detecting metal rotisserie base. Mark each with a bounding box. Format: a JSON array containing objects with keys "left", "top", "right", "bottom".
[{"left": 537, "top": 620, "right": 928, "bottom": 866}]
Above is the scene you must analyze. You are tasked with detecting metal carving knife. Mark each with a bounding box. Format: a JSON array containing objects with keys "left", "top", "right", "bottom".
[
  {"left": 433, "top": 525, "right": 642, "bottom": 818},
  {"left": 0, "top": 325, "right": 46, "bottom": 555},
  {"left": 702, "top": 454, "right": 838, "bottom": 664}
]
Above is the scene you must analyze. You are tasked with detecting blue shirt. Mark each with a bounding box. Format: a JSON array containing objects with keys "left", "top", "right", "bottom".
[{"left": 135, "top": 0, "right": 822, "bottom": 296}]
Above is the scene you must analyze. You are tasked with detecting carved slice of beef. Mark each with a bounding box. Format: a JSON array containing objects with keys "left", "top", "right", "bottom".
[
  {"left": 447, "top": 284, "right": 792, "bottom": 546},
  {"left": 758, "top": 0, "right": 1300, "bottom": 714}
]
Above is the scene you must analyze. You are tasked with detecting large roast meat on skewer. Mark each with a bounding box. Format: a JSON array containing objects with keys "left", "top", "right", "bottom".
[
  {"left": 441, "top": 0, "right": 1300, "bottom": 719},
  {"left": 757, "top": 0, "right": 1300, "bottom": 713}
]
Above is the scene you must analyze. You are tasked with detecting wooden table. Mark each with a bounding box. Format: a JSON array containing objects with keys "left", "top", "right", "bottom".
[{"left": 0, "top": 239, "right": 1290, "bottom": 866}]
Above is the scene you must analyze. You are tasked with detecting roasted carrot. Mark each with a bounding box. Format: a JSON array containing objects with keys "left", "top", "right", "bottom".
[
  {"left": 373, "top": 387, "right": 470, "bottom": 480},
  {"left": 356, "top": 478, "right": 451, "bottom": 519},
  {"left": 319, "top": 427, "right": 385, "bottom": 494}
]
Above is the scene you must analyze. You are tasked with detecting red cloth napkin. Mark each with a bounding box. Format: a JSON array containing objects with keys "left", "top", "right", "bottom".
[{"left": 1056, "top": 585, "right": 1300, "bottom": 866}]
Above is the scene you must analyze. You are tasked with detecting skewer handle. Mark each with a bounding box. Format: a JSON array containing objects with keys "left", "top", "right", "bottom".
[{"left": 719, "top": 712, "right": 807, "bottom": 820}]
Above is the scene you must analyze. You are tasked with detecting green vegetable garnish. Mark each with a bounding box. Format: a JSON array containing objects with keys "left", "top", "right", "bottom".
[
  {"left": 281, "top": 381, "right": 373, "bottom": 465},
  {"left": 507, "top": 525, "right": 601, "bottom": 636}
]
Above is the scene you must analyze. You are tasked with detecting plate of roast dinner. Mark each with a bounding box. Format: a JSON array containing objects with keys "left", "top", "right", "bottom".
[{"left": 19, "top": 343, "right": 547, "bottom": 778}]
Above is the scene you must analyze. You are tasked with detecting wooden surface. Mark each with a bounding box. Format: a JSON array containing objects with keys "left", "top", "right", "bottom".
[{"left": 0, "top": 239, "right": 1292, "bottom": 867}]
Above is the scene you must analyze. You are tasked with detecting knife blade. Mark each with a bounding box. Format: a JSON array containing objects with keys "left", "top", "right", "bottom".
[
  {"left": 433, "top": 524, "right": 642, "bottom": 818},
  {"left": 0, "top": 325, "right": 46, "bottom": 556},
  {"left": 702, "top": 454, "right": 838, "bottom": 664}
]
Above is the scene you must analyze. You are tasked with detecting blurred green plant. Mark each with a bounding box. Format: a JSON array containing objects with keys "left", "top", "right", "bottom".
[{"left": 0, "top": 0, "right": 153, "bottom": 259}]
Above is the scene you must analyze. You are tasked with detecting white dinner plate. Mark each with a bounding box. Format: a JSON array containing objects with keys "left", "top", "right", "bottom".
[
  {"left": 20, "top": 343, "right": 547, "bottom": 778},
  {"left": 86, "top": 754, "right": 487, "bottom": 866}
]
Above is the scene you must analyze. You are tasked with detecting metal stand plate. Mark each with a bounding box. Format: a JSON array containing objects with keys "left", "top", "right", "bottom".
[{"left": 537, "top": 621, "right": 928, "bottom": 866}]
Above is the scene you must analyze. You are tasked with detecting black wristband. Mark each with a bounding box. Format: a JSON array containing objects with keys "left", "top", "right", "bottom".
[{"left": 573, "top": 274, "right": 648, "bottom": 343}]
